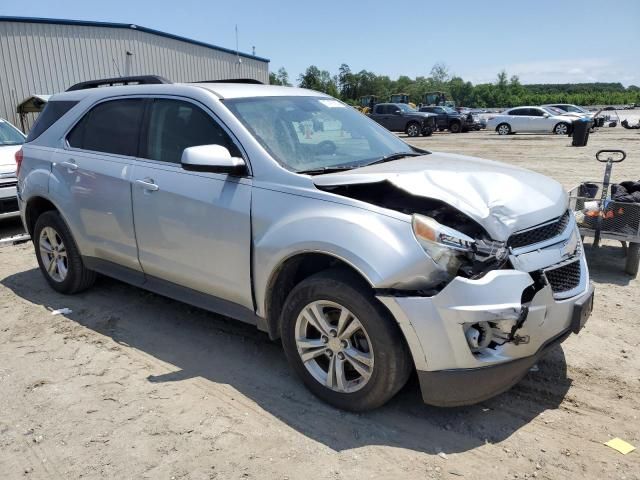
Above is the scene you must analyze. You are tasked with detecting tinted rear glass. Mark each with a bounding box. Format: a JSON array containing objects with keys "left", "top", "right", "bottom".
[
  {"left": 67, "top": 99, "right": 144, "bottom": 156},
  {"left": 26, "top": 100, "right": 78, "bottom": 142}
]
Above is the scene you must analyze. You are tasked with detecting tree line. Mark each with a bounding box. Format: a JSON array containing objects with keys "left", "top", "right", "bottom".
[{"left": 269, "top": 63, "right": 640, "bottom": 108}]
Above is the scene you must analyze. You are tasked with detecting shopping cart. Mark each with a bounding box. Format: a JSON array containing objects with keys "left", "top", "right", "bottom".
[{"left": 568, "top": 149, "right": 639, "bottom": 277}]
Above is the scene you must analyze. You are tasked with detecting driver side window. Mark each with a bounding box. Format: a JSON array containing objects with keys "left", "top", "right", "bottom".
[{"left": 142, "top": 99, "right": 240, "bottom": 164}]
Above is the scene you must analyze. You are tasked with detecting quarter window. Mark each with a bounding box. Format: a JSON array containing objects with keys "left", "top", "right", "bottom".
[
  {"left": 67, "top": 99, "right": 144, "bottom": 156},
  {"left": 143, "top": 99, "right": 240, "bottom": 164}
]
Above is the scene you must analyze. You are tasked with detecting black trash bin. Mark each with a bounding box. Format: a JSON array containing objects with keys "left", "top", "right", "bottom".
[{"left": 572, "top": 117, "right": 593, "bottom": 147}]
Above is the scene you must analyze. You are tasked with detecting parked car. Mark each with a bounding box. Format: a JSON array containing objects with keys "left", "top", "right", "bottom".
[
  {"left": 367, "top": 103, "right": 436, "bottom": 137},
  {"left": 542, "top": 104, "right": 594, "bottom": 119},
  {"left": 418, "top": 105, "right": 473, "bottom": 133},
  {"left": 0, "top": 118, "right": 26, "bottom": 220},
  {"left": 17, "top": 78, "right": 593, "bottom": 411},
  {"left": 487, "top": 106, "right": 574, "bottom": 135}
]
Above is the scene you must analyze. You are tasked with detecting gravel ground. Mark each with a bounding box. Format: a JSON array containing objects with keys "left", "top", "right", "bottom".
[{"left": 0, "top": 126, "right": 639, "bottom": 479}]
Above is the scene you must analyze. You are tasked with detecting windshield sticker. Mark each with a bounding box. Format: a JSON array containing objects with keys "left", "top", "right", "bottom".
[{"left": 319, "top": 99, "right": 345, "bottom": 108}]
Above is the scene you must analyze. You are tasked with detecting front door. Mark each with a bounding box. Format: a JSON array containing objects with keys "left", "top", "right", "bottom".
[{"left": 131, "top": 98, "right": 253, "bottom": 310}]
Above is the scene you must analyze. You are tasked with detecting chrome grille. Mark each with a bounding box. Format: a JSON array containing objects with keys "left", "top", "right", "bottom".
[
  {"left": 509, "top": 211, "right": 571, "bottom": 249},
  {"left": 544, "top": 259, "right": 581, "bottom": 294}
]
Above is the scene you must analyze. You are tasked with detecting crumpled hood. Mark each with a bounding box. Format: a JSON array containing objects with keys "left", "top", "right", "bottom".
[
  {"left": 0, "top": 145, "right": 20, "bottom": 175},
  {"left": 312, "top": 153, "right": 567, "bottom": 241}
]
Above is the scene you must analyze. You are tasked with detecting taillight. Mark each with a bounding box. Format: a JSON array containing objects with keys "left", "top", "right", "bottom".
[{"left": 15, "top": 148, "right": 23, "bottom": 177}]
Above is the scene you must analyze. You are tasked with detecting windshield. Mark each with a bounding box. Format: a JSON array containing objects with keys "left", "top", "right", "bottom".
[
  {"left": 566, "top": 105, "right": 588, "bottom": 113},
  {"left": 543, "top": 107, "right": 564, "bottom": 115},
  {"left": 0, "top": 121, "right": 26, "bottom": 146},
  {"left": 396, "top": 103, "right": 416, "bottom": 112},
  {"left": 224, "top": 96, "right": 417, "bottom": 172},
  {"left": 442, "top": 106, "right": 457, "bottom": 114}
]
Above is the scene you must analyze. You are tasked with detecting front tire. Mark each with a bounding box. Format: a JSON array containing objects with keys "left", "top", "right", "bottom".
[
  {"left": 406, "top": 122, "right": 421, "bottom": 137},
  {"left": 281, "top": 269, "right": 412, "bottom": 411},
  {"left": 496, "top": 123, "right": 511, "bottom": 135},
  {"left": 554, "top": 122, "right": 570, "bottom": 135},
  {"left": 449, "top": 122, "right": 461, "bottom": 133},
  {"left": 33, "top": 211, "right": 96, "bottom": 294}
]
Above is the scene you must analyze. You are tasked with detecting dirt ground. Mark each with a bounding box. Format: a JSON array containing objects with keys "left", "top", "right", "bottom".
[{"left": 1, "top": 126, "right": 639, "bottom": 479}]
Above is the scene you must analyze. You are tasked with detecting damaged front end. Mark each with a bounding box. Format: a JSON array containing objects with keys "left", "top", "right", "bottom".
[{"left": 315, "top": 171, "right": 592, "bottom": 406}]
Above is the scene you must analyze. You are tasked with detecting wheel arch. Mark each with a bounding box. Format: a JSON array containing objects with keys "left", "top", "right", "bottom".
[
  {"left": 24, "top": 195, "right": 60, "bottom": 237},
  {"left": 263, "top": 251, "right": 374, "bottom": 340}
]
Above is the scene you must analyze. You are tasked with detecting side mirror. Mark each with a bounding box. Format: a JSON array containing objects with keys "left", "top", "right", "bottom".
[
  {"left": 543, "top": 113, "right": 550, "bottom": 118},
  {"left": 181, "top": 145, "right": 247, "bottom": 175},
  {"left": 393, "top": 109, "right": 402, "bottom": 115}
]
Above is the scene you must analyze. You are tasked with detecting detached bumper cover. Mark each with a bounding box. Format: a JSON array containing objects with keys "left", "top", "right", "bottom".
[
  {"left": 378, "top": 265, "right": 593, "bottom": 406},
  {"left": 416, "top": 281, "right": 593, "bottom": 407},
  {"left": 417, "top": 328, "right": 571, "bottom": 407}
]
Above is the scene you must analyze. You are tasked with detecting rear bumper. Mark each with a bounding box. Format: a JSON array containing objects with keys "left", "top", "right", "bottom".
[{"left": 0, "top": 184, "right": 19, "bottom": 219}]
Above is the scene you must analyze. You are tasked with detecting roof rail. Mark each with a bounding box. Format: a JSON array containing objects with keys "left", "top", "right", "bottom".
[
  {"left": 197, "top": 78, "right": 264, "bottom": 85},
  {"left": 66, "top": 75, "right": 172, "bottom": 91}
]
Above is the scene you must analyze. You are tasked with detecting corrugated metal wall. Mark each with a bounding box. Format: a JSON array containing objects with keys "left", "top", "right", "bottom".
[{"left": 0, "top": 20, "right": 269, "bottom": 131}]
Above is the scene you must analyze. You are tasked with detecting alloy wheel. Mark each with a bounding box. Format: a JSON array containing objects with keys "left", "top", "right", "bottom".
[
  {"left": 39, "top": 226, "right": 68, "bottom": 282},
  {"left": 497, "top": 124, "right": 510, "bottom": 135},
  {"left": 554, "top": 123, "right": 568, "bottom": 135},
  {"left": 295, "top": 300, "right": 374, "bottom": 393},
  {"left": 407, "top": 124, "right": 419, "bottom": 137}
]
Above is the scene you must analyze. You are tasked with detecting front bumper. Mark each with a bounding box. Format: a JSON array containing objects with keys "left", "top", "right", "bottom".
[{"left": 378, "top": 224, "right": 593, "bottom": 406}]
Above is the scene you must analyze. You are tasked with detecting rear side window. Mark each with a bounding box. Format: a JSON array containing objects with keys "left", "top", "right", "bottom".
[
  {"left": 26, "top": 100, "right": 78, "bottom": 142},
  {"left": 142, "top": 99, "right": 240, "bottom": 164},
  {"left": 67, "top": 99, "right": 144, "bottom": 156}
]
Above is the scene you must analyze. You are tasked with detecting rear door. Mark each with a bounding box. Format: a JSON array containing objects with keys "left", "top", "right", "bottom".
[
  {"left": 131, "top": 97, "right": 253, "bottom": 310},
  {"left": 56, "top": 98, "right": 144, "bottom": 274},
  {"left": 506, "top": 108, "right": 527, "bottom": 131}
]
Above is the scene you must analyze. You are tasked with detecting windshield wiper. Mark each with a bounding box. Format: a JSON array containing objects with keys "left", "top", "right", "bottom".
[
  {"left": 366, "top": 152, "right": 422, "bottom": 166},
  {"left": 297, "top": 165, "right": 357, "bottom": 175}
]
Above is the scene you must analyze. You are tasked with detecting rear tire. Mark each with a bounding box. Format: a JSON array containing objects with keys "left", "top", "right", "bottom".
[
  {"left": 33, "top": 211, "right": 96, "bottom": 294},
  {"left": 280, "top": 268, "right": 412, "bottom": 411},
  {"left": 625, "top": 242, "right": 640, "bottom": 277},
  {"left": 497, "top": 123, "right": 511, "bottom": 135}
]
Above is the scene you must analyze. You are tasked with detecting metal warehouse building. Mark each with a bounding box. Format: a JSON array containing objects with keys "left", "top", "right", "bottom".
[{"left": 0, "top": 16, "right": 270, "bottom": 130}]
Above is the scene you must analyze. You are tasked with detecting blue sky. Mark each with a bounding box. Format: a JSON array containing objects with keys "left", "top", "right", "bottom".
[{"left": 2, "top": 0, "right": 639, "bottom": 86}]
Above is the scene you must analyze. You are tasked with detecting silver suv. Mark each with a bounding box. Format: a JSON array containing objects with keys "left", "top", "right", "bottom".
[{"left": 17, "top": 77, "right": 594, "bottom": 411}]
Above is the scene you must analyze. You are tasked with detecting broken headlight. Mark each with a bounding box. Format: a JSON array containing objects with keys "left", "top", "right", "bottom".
[
  {"left": 411, "top": 214, "right": 509, "bottom": 278},
  {"left": 412, "top": 214, "right": 475, "bottom": 276}
]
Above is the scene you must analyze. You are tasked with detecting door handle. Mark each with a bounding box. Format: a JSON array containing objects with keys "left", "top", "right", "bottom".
[
  {"left": 60, "top": 160, "right": 78, "bottom": 171},
  {"left": 135, "top": 178, "right": 159, "bottom": 191}
]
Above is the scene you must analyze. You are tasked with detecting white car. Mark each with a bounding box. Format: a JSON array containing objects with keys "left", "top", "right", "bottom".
[
  {"left": 543, "top": 104, "right": 594, "bottom": 119},
  {"left": 487, "top": 106, "right": 573, "bottom": 135},
  {"left": 0, "top": 118, "right": 26, "bottom": 220}
]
